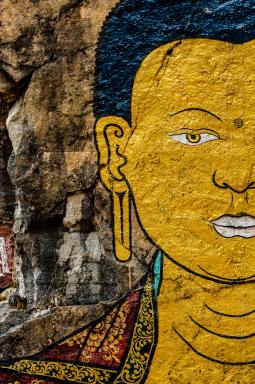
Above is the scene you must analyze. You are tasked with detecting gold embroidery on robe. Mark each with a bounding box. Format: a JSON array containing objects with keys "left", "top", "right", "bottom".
[
  {"left": 0, "top": 274, "right": 156, "bottom": 384},
  {"left": 59, "top": 327, "right": 91, "bottom": 348},
  {"left": 114, "top": 276, "right": 156, "bottom": 383},
  {"left": 1, "top": 360, "right": 115, "bottom": 384},
  {"left": 81, "top": 297, "right": 131, "bottom": 365}
]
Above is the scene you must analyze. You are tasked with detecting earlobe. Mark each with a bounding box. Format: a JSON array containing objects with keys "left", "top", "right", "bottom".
[
  {"left": 96, "top": 116, "right": 132, "bottom": 262},
  {"left": 95, "top": 116, "right": 131, "bottom": 192}
]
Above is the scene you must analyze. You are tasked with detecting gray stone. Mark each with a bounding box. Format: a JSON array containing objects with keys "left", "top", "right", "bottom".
[{"left": 0, "top": 0, "right": 148, "bottom": 357}]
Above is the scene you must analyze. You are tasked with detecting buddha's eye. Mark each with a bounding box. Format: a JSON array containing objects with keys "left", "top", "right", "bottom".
[{"left": 169, "top": 130, "right": 219, "bottom": 146}]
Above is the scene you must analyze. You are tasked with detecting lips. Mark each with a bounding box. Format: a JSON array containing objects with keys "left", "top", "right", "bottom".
[{"left": 210, "top": 215, "right": 255, "bottom": 238}]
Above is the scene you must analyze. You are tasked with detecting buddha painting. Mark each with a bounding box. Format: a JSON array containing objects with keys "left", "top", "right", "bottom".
[{"left": 1, "top": 0, "right": 255, "bottom": 383}]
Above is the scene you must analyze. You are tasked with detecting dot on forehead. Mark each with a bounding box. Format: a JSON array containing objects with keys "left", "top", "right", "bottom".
[{"left": 234, "top": 118, "right": 244, "bottom": 128}]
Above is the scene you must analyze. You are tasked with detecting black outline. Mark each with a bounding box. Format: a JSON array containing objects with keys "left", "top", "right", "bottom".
[
  {"left": 99, "top": 121, "right": 132, "bottom": 263},
  {"left": 95, "top": 303, "right": 122, "bottom": 353},
  {"left": 172, "top": 327, "right": 255, "bottom": 366},
  {"left": 234, "top": 118, "right": 244, "bottom": 128},
  {"left": 169, "top": 108, "right": 222, "bottom": 121},
  {"left": 76, "top": 323, "right": 93, "bottom": 361},
  {"left": 189, "top": 316, "right": 255, "bottom": 340},
  {"left": 94, "top": 106, "right": 255, "bottom": 381},
  {"left": 213, "top": 171, "right": 255, "bottom": 193},
  {"left": 139, "top": 263, "right": 159, "bottom": 384},
  {"left": 205, "top": 304, "right": 255, "bottom": 318},
  {"left": 153, "top": 250, "right": 163, "bottom": 298},
  {"left": 0, "top": 277, "right": 147, "bottom": 368},
  {"left": 126, "top": 185, "right": 255, "bottom": 286},
  {"left": 118, "top": 192, "right": 125, "bottom": 244},
  {"left": 93, "top": 0, "right": 255, "bottom": 124},
  {"left": 0, "top": 366, "right": 116, "bottom": 384},
  {"left": 198, "top": 265, "right": 255, "bottom": 282},
  {"left": 91, "top": 1, "right": 255, "bottom": 376},
  {"left": 0, "top": 274, "right": 156, "bottom": 383},
  {"left": 103, "top": 123, "right": 127, "bottom": 182},
  {"left": 1, "top": 0, "right": 255, "bottom": 381}
]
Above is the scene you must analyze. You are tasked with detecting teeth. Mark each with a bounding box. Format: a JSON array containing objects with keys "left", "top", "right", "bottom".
[
  {"left": 211, "top": 215, "right": 255, "bottom": 228},
  {"left": 214, "top": 224, "right": 255, "bottom": 238}
]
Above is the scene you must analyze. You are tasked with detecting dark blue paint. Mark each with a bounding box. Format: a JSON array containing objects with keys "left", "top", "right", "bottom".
[{"left": 94, "top": 0, "right": 255, "bottom": 123}]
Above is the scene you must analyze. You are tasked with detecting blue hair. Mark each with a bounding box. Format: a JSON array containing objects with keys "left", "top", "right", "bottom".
[{"left": 94, "top": 0, "right": 255, "bottom": 123}]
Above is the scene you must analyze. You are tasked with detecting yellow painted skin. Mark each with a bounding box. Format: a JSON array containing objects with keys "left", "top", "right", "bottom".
[{"left": 96, "top": 39, "right": 255, "bottom": 383}]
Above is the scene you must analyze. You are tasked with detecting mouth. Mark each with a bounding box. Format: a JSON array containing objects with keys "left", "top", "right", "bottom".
[{"left": 210, "top": 215, "right": 255, "bottom": 238}]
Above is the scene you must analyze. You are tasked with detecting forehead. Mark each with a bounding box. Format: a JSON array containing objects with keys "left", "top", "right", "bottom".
[{"left": 132, "top": 39, "right": 255, "bottom": 118}]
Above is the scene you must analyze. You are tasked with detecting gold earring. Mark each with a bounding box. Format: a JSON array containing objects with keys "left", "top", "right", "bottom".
[{"left": 113, "top": 190, "right": 131, "bottom": 261}]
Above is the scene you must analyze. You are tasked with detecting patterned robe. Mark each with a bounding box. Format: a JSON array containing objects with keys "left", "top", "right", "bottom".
[{"left": 0, "top": 268, "right": 159, "bottom": 384}]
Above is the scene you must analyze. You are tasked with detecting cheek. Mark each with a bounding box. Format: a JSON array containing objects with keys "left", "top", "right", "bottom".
[
  {"left": 125, "top": 147, "right": 225, "bottom": 222},
  {"left": 126, "top": 147, "right": 209, "bottom": 195}
]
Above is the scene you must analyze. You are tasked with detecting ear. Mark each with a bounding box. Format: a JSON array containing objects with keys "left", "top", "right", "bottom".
[{"left": 95, "top": 116, "right": 131, "bottom": 193}]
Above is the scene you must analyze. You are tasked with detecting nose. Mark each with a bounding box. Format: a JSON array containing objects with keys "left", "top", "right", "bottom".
[{"left": 212, "top": 171, "right": 255, "bottom": 194}]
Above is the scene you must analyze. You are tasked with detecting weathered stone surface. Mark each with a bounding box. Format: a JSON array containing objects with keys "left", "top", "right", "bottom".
[
  {"left": 0, "top": 302, "right": 115, "bottom": 360},
  {"left": 0, "top": 98, "right": 15, "bottom": 293},
  {"left": 0, "top": 0, "right": 148, "bottom": 359},
  {"left": 0, "top": 2, "right": 255, "bottom": 383}
]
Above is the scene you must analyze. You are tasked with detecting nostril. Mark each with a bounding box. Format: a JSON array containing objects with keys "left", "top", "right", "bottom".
[
  {"left": 212, "top": 171, "right": 228, "bottom": 190},
  {"left": 212, "top": 171, "right": 255, "bottom": 194}
]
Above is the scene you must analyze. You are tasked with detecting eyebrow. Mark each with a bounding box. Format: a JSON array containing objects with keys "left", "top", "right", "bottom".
[{"left": 169, "top": 108, "right": 222, "bottom": 122}]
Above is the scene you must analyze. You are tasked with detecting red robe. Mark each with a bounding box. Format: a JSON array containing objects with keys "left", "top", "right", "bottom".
[{"left": 0, "top": 274, "right": 156, "bottom": 384}]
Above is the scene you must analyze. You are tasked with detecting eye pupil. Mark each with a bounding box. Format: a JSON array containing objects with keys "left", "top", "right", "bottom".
[{"left": 187, "top": 134, "right": 201, "bottom": 143}]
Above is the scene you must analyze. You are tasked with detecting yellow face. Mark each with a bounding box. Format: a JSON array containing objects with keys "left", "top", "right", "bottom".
[{"left": 97, "top": 38, "right": 255, "bottom": 282}]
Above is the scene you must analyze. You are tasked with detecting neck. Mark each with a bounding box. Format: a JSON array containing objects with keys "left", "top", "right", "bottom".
[{"left": 147, "top": 255, "right": 255, "bottom": 383}]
